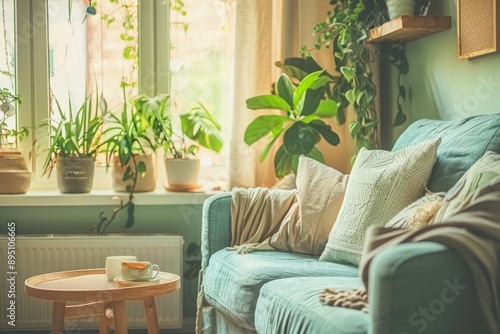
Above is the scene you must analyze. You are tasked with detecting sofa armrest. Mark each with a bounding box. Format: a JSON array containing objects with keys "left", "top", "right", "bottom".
[
  {"left": 369, "top": 241, "right": 486, "bottom": 334},
  {"left": 201, "top": 192, "right": 232, "bottom": 270}
]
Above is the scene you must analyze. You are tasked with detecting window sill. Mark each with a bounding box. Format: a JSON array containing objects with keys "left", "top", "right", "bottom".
[{"left": 0, "top": 189, "right": 219, "bottom": 207}]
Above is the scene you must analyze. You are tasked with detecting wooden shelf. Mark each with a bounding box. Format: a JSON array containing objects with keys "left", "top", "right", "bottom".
[{"left": 368, "top": 15, "right": 452, "bottom": 43}]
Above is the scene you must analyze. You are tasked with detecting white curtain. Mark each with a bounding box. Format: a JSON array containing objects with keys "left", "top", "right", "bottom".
[{"left": 229, "top": 0, "right": 355, "bottom": 188}]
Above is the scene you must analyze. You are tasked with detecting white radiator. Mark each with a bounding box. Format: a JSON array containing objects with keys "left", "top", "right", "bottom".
[{"left": 0, "top": 234, "right": 183, "bottom": 330}]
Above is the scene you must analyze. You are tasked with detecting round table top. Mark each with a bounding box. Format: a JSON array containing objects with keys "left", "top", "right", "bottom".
[{"left": 24, "top": 268, "right": 181, "bottom": 302}]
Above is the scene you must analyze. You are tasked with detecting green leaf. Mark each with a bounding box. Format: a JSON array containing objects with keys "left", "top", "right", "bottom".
[
  {"left": 244, "top": 115, "right": 290, "bottom": 145},
  {"left": 345, "top": 89, "right": 356, "bottom": 105},
  {"left": 137, "top": 160, "right": 147, "bottom": 177},
  {"left": 336, "top": 108, "right": 346, "bottom": 125},
  {"left": 246, "top": 95, "right": 291, "bottom": 112},
  {"left": 340, "top": 67, "right": 356, "bottom": 83},
  {"left": 283, "top": 122, "right": 316, "bottom": 155},
  {"left": 399, "top": 85, "right": 406, "bottom": 100},
  {"left": 314, "top": 99, "right": 338, "bottom": 117},
  {"left": 181, "top": 105, "right": 224, "bottom": 153},
  {"left": 309, "top": 120, "right": 340, "bottom": 146},
  {"left": 293, "top": 70, "right": 326, "bottom": 106},
  {"left": 276, "top": 74, "right": 294, "bottom": 108},
  {"left": 394, "top": 110, "right": 407, "bottom": 126},
  {"left": 259, "top": 128, "right": 283, "bottom": 163},
  {"left": 349, "top": 121, "right": 362, "bottom": 138},
  {"left": 300, "top": 89, "right": 323, "bottom": 116},
  {"left": 274, "top": 145, "right": 295, "bottom": 178},
  {"left": 306, "top": 146, "right": 324, "bottom": 163},
  {"left": 125, "top": 202, "right": 135, "bottom": 228}
]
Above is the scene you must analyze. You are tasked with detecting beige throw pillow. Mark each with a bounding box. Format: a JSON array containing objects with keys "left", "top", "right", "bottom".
[
  {"left": 319, "top": 138, "right": 441, "bottom": 265},
  {"left": 269, "top": 156, "right": 348, "bottom": 255}
]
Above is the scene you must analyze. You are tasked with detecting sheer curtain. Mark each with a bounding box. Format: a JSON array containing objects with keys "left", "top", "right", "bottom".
[{"left": 229, "top": 0, "right": 355, "bottom": 188}]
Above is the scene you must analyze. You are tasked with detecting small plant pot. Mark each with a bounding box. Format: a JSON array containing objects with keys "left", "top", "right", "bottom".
[
  {"left": 165, "top": 158, "right": 200, "bottom": 192},
  {"left": 0, "top": 150, "right": 31, "bottom": 194},
  {"left": 386, "top": 0, "right": 415, "bottom": 20},
  {"left": 112, "top": 154, "right": 156, "bottom": 192},
  {"left": 56, "top": 156, "right": 95, "bottom": 193}
]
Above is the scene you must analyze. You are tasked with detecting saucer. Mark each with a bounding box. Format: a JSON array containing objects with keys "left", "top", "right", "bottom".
[{"left": 113, "top": 276, "right": 161, "bottom": 287}]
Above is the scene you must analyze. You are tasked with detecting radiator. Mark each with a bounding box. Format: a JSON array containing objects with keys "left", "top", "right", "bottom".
[{"left": 0, "top": 234, "right": 183, "bottom": 330}]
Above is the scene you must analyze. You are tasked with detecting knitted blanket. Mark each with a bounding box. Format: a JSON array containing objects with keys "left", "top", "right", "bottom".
[{"left": 320, "top": 182, "right": 500, "bottom": 334}]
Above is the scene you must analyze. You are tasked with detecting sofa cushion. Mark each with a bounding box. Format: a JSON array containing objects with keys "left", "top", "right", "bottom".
[
  {"left": 319, "top": 138, "right": 440, "bottom": 265},
  {"left": 392, "top": 113, "right": 500, "bottom": 192},
  {"left": 203, "top": 249, "right": 358, "bottom": 329},
  {"left": 255, "top": 277, "right": 368, "bottom": 334}
]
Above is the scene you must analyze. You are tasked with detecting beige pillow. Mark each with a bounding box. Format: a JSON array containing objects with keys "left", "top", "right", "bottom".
[
  {"left": 319, "top": 138, "right": 441, "bottom": 265},
  {"left": 269, "top": 156, "right": 348, "bottom": 255}
]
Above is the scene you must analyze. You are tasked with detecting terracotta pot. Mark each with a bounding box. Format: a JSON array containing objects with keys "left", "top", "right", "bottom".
[
  {"left": 0, "top": 150, "right": 31, "bottom": 194},
  {"left": 56, "top": 156, "right": 95, "bottom": 193},
  {"left": 386, "top": 0, "right": 415, "bottom": 20},
  {"left": 112, "top": 154, "right": 156, "bottom": 192},
  {"left": 165, "top": 158, "right": 200, "bottom": 192}
]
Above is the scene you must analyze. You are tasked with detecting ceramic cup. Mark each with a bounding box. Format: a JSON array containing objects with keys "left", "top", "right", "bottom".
[
  {"left": 105, "top": 255, "right": 137, "bottom": 281},
  {"left": 121, "top": 261, "right": 160, "bottom": 281}
]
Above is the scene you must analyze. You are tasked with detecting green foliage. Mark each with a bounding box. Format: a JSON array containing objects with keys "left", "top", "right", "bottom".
[
  {"left": 0, "top": 88, "right": 27, "bottom": 149},
  {"left": 244, "top": 71, "right": 339, "bottom": 178},
  {"left": 135, "top": 94, "right": 224, "bottom": 159},
  {"left": 39, "top": 90, "right": 107, "bottom": 177},
  {"left": 290, "top": 0, "right": 409, "bottom": 158}
]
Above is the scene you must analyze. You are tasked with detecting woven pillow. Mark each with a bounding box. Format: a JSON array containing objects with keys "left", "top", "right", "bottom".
[
  {"left": 319, "top": 138, "right": 441, "bottom": 265},
  {"left": 269, "top": 156, "right": 348, "bottom": 255}
]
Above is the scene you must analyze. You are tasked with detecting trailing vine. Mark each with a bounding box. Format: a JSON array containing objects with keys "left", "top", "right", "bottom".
[{"left": 301, "top": 0, "right": 408, "bottom": 157}]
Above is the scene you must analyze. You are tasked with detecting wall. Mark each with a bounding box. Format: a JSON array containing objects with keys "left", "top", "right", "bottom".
[
  {"left": 380, "top": 0, "right": 500, "bottom": 148},
  {"left": 0, "top": 202, "right": 204, "bottom": 320}
]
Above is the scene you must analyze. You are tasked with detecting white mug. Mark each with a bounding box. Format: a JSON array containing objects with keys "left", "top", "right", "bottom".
[
  {"left": 105, "top": 255, "right": 137, "bottom": 281},
  {"left": 121, "top": 261, "right": 160, "bottom": 281}
]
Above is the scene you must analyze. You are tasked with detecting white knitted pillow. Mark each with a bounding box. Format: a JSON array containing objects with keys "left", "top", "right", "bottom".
[{"left": 319, "top": 138, "right": 441, "bottom": 265}]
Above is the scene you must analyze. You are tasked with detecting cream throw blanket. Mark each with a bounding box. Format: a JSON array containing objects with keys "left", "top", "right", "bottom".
[{"left": 320, "top": 182, "right": 500, "bottom": 334}]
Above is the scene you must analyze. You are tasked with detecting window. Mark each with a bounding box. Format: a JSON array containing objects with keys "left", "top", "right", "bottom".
[{"left": 12, "top": 0, "right": 234, "bottom": 191}]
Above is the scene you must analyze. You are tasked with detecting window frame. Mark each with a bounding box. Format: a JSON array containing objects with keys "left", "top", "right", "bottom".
[{"left": 15, "top": 0, "right": 170, "bottom": 191}]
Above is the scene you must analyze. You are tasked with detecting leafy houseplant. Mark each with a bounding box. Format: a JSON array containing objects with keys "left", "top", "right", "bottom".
[
  {"left": 135, "top": 94, "right": 224, "bottom": 191},
  {"left": 306, "top": 0, "right": 409, "bottom": 151},
  {"left": 40, "top": 92, "right": 106, "bottom": 193},
  {"left": 93, "top": 93, "right": 158, "bottom": 234},
  {"left": 0, "top": 88, "right": 31, "bottom": 194},
  {"left": 244, "top": 70, "right": 340, "bottom": 178}
]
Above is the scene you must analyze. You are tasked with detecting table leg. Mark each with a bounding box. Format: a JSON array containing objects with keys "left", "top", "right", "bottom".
[
  {"left": 51, "top": 302, "right": 66, "bottom": 334},
  {"left": 99, "top": 314, "right": 110, "bottom": 334},
  {"left": 144, "top": 296, "right": 159, "bottom": 334},
  {"left": 112, "top": 300, "right": 128, "bottom": 334}
]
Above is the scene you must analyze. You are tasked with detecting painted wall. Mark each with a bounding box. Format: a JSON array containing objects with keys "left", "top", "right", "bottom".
[
  {"left": 0, "top": 203, "right": 204, "bottom": 319},
  {"left": 380, "top": 0, "right": 500, "bottom": 148}
]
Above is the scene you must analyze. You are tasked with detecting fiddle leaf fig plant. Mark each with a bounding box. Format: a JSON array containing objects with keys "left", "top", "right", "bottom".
[{"left": 244, "top": 70, "right": 340, "bottom": 178}]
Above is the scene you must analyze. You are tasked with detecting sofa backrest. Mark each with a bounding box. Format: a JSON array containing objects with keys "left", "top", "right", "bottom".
[{"left": 392, "top": 113, "right": 500, "bottom": 192}]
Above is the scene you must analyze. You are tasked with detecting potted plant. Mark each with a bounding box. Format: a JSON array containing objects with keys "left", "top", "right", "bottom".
[
  {"left": 244, "top": 70, "right": 340, "bottom": 178},
  {"left": 92, "top": 93, "right": 159, "bottom": 234},
  {"left": 134, "top": 94, "right": 223, "bottom": 191},
  {"left": 386, "top": 0, "right": 415, "bottom": 19},
  {"left": 0, "top": 88, "right": 31, "bottom": 194},
  {"left": 38, "top": 92, "right": 106, "bottom": 193}
]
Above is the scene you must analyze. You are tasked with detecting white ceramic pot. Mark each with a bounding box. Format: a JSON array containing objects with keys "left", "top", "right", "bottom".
[
  {"left": 386, "top": 0, "right": 415, "bottom": 20},
  {"left": 165, "top": 158, "right": 200, "bottom": 192}
]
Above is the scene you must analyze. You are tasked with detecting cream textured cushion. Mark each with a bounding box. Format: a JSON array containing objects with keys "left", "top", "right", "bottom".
[
  {"left": 319, "top": 138, "right": 441, "bottom": 265},
  {"left": 269, "top": 156, "right": 348, "bottom": 255}
]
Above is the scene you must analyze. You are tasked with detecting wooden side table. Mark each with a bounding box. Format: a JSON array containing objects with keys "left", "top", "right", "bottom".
[{"left": 24, "top": 268, "right": 181, "bottom": 334}]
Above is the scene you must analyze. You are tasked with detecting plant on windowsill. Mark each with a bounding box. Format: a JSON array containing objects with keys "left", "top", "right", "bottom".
[
  {"left": 244, "top": 70, "right": 340, "bottom": 178},
  {"left": 37, "top": 91, "right": 107, "bottom": 194},
  {"left": 92, "top": 92, "right": 158, "bottom": 234},
  {"left": 0, "top": 88, "right": 31, "bottom": 194},
  {"left": 134, "top": 93, "right": 224, "bottom": 192}
]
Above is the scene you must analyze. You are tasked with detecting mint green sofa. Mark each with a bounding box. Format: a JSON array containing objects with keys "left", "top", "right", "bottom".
[{"left": 200, "top": 113, "right": 500, "bottom": 334}]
